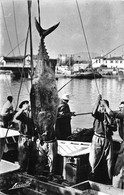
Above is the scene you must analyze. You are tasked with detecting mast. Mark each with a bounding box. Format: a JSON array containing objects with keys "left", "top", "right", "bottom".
[{"left": 27, "top": 0, "right": 33, "bottom": 83}]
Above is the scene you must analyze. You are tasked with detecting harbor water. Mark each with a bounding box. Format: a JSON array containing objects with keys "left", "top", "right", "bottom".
[{"left": 0, "top": 74, "right": 124, "bottom": 140}]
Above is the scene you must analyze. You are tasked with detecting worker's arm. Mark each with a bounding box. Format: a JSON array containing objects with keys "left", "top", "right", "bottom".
[
  {"left": 92, "top": 94, "right": 102, "bottom": 116},
  {"left": 13, "top": 104, "right": 28, "bottom": 123}
]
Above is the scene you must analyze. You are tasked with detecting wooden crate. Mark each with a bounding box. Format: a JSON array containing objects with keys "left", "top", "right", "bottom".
[{"left": 57, "top": 140, "right": 91, "bottom": 184}]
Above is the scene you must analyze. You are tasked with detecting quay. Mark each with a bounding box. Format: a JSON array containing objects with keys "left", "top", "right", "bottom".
[{"left": 0, "top": 56, "right": 57, "bottom": 78}]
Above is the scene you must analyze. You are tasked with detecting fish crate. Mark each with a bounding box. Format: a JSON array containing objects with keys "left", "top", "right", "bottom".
[
  {"left": 57, "top": 140, "right": 91, "bottom": 185},
  {"left": 72, "top": 180, "right": 124, "bottom": 195}
]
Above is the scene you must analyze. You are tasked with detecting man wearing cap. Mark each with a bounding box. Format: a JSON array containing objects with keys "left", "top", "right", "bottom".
[
  {"left": 55, "top": 94, "right": 75, "bottom": 140},
  {"left": 13, "top": 100, "right": 37, "bottom": 175},
  {"left": 1, "top": 96, "right": 14, "bottom": 128}
]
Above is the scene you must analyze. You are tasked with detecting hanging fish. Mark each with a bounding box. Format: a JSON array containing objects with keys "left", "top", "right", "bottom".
[{"left": 30, "top": 18, "right": 60, "bottom": 142}]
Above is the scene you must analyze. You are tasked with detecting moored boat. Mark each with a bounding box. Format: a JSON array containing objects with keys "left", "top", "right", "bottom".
[{"left": 70, "top": 70, "right": 102, "bottom": 79}]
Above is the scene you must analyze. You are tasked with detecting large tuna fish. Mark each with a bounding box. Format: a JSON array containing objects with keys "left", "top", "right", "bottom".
[{"left": 30, "top": 18, "right": 59, "bottom": 142}]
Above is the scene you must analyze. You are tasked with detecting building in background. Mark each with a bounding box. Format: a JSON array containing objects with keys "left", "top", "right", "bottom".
[{"left": 92, "top": 56, "right": 124, "bottom": 69}]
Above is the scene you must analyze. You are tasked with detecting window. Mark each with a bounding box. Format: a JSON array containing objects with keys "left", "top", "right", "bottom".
[
  {"left": 110, "top": 60, "right": 113, "bottom": 63},
  {"left": 120, "top": 61, "right": 122, "bottom": 63}
]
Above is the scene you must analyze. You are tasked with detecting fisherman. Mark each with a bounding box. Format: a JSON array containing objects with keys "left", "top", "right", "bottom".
[
  {"left": 55, "top": 94, "right": 75, "bottom": 140},
  {"left": 89, "top": 94, "right": 117, "bottom": 185},
  {"left": 102, "top": 101, "right": 124, "bottom": 189},
  {"left": 13, "top": 100, "right": 37, "bottom": 175},
  {"left": 1, "top": 96, "right": 14, "bottom": 128}
]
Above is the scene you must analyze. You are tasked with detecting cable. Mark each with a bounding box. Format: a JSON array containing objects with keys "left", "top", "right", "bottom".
[
  {"left": 15, "top": 27, "right": 30, "bottom": 111},
  {"left": 75, "top": 0, "right": 100, "bottom": 95},
  {"left": 58, "top": 78, "right": 73, "bottom": 92},
  {"left": 1, "top": 2, "right": 15, "bottom": 56},
  {"left": 37, "top": 0, "right": 41, "bottom": 24},
  {"left": 5, "top": 28, "right": 37, "bottom": 57},
  {"left": 1, "top": 1, "right": 27, "bottom": 80},
  {"left": 1, "top": 1, "right": 31, "bottom": 110},
  {"left": 13, "top": 1, "right": 21, "bottom": 56},
  {"left": 88, "top": 113, "right": 111, "bottom": 178},
  {"left": 76, "top": 0, "right": 91, "bottom": 63},
  {"left": 13, "top": 1, "right": 29, "bottom": 78}
]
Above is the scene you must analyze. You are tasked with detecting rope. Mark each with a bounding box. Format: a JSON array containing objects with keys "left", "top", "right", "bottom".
[
  {"left": 15, "top": 27, "right": 30, "bottom": 111},
  {"left": 1, "top": 2, "right": 15, "bottom": 56},
  {"left": 75, "top": 0, "right": 100, "bottom": 95},
  {"left": 1, "top": 1, "right": 31, "bottom": 111},
  {"left": 76, "top": 0, "right": 91, "bottom": 63},
  {"left": 89, "top": 138, "right": 107, "bottom": 177},
  {"left": 13, "top": 1, "right": 28, "bottom": 79},
  {"left": 89, "top": 113, "right": 111, "bottom": 178},
  {"left": 5, "top": 28, "right": 37, "bottom": 57},
  {"left": 58, "top": 78, "right": 73, "bottom": 92},
  {"left": 37, "top": 0, "right": 41, "bottom": 24},
  {"left": 1, "top": 1, "right": 27, "bottom": 80},
  {"left": 1, "top": 2, "right": 15, "bottom": 100},
  {"left": 6, "top": 40, "right": 25, "bottom": 57},
  {"left": 13, "top": 1, "right": 21, "bottom": 55}
]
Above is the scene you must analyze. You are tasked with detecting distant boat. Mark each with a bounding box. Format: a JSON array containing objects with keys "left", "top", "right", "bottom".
[
  {"left": 55, "top": 65, "right": 102, "bottom": 79},
  {"left": 70, "top": 70, "right": 102, "bottom": 79},
  {"left": 97, "top": 67, "right": 119, "bottom": 79}
]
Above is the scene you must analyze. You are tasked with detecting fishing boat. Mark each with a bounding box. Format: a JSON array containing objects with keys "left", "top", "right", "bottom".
[
  {"left": 70, "top": 69, "right": 102, "bottom": 79},
  {"left": 0, "top": 1, "right": 123, "bottom": 194},
  {"left": 55, "top": 65, "right": 102, "bottom": 79}
]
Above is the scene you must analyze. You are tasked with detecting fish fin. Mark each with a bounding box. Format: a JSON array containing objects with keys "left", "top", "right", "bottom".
[{"left": 35, "top": 17, "right": 60, "bottom": 38}]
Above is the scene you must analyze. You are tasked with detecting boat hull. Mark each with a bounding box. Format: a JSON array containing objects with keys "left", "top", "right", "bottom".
[
  {"left": 0, "top": 172, "right": 123, "bottom": 195},
  {"left": 70, "top": 71, "right": 102, "bottom": 79}
]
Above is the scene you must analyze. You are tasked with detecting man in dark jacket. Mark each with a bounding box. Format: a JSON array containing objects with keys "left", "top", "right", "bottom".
[
  {"left": 55, "top": 94, "right": 75, "bottom": 140},
  {"left": 13, "top": 100, "right": 37, "bottom": 175}
]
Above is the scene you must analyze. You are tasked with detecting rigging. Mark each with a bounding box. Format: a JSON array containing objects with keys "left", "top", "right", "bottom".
[
  {"left": 15, "top": 27, "right": 30, "bottom": 111},
  {"left": 13, "top": 1, "right": 21, "bottom": 56},
  {"left": 75, "top": 0, "right": 100, "bottom": 94},
  {"left": 1, "top": 2, "right": 15, "bottom": 57},
  {"left": 1, "top": 1, "right": 27, "bottom": 82}
]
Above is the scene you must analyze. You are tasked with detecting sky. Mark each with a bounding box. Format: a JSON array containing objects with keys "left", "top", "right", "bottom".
[{"left": 0, "top": 0, "right": 124, "bottom": 59}]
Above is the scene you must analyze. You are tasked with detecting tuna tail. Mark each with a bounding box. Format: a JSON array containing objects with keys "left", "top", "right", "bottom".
[{"left": 35, "top": 17, "right": 60, "bottom": 38}]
